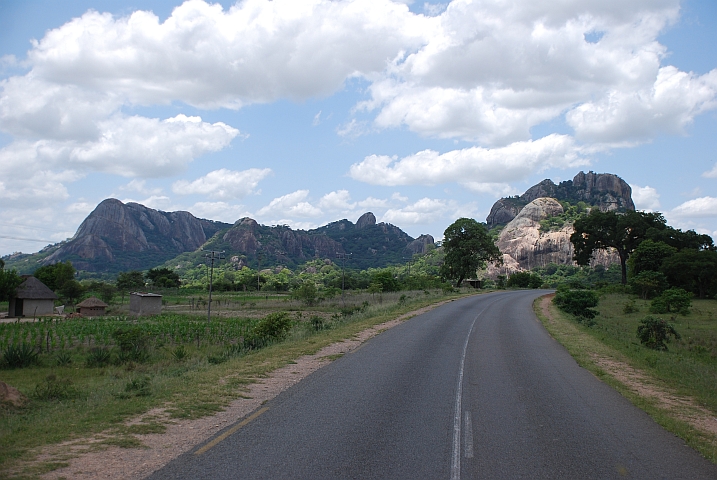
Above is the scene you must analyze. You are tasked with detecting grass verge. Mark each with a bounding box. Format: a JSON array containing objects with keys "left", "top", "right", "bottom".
[{"left": 534, "top": 293, "right": 717, "bottom": 463}]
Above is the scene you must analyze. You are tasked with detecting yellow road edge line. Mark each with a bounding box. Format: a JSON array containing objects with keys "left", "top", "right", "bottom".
[{"left": 194, "top": 407, "right": 269, "bottom": 455}]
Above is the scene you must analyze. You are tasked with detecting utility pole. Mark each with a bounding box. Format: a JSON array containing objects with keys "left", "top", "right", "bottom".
[
  {"left": 336, "top": 252, "right": 352, "bottom": 306},
  {"left": 257, "top": 252, "right": 263, "bottom": 293},
  {"left": 204, "top": 250, "right": 224, "bottom": 322}
]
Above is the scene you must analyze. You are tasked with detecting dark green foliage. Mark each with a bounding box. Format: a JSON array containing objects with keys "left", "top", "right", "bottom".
[
  {"left": 0, "top": 261, "right": 22, "bottom": 302},
  {"left": 55, "top": 350, "right": 73, "bottom": 366},
  {"left": 116, "top": 271, "right": 146, "bottom": 292},
  {"left": 34, "top": 261, "right": 75, "bottom": 292},
  {"left": 539, "top": 201, "right": 589, "bottom": 233},
  {"left": 59, "top": 279, "right": 84, "bottom": 305},
  {"left": 2, "top": 343, "right": 39, "bottom": 368},
  {"left": 112, "top": 326, "right": 147, "bottom": 352},
  {"left": 637, "top": 315, "right": 681, "bottom": 351},
  {"left": 553, "top": 287, "right": 599, "bottom": 320},
  {"left": 629, "top": 271, "right": 668, "bottom": 299},
  {"left": 85, "top": 348, "right": 111, "bottom": 367},
  {"left": 623, "top": 299, "right": 639, "bottom": 314},
  {"left": 370, "top": 270, "right": 400, "bottom": 292},
  {"left": 507, "top": 271, "right": 543, "bottom": 288},
  {"left": 650, "top": 288, "right": 691, "bottom": 315},
  {"left": 440, "top": 218, "right": 502, "bottom": 287},
  {"left": 146, "top": 268, "right": 180, "bottom": 288},
  {"left": 34, "top": 374, "right": 77, "bottom": 401},
  {"left": 171, "top": 345, "right": 188, "bottom": 360},
  {"left": 628, "top": 240, "right": 676, "bottom": 277},
  {"left": 310, "top": 316, "right": 327, "bottom": 331},
  {"left": 571, "top": 210, "right": 668, "bottom": 284},
  {"left": 660, "top": 249, "right": 717, "bottom": 299},
  {"left": 253, "top": 312, "right": 292, "bottom": 341}
]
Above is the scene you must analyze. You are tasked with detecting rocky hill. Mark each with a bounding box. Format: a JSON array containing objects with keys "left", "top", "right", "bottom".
[
  {"left": 486, "top": 171, "right": 634, "bottom": 227},
  {"left": 488, "top": 198, "right": 619, "bottom": 277},
  {"left": 4, "top": 200, "right": 434, "bottom": 276},
  {"left": 170, "top": 211, "right": 434, "bottom": 272}
]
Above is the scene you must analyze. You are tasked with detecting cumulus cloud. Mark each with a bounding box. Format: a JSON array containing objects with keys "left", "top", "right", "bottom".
[
  {"left": 318, "top": 190, "right": 356, "bottom": 211},
  {"left": 172, "top": 168, "right": 272, "bottom": 200},
  {"left": 349, "top": 134, "right": 587, "bottom": 187},
  {"left": 381, "top": 197, "right": 456, "bottom": 225},
  {"left": 188, "top": 201, "right": 251, "bottom": 223},
  {"left": 630, "top": 184, "right": 661, "bottom": 211},
  {"left": 257, "top": 190, "right": 322, "bottom": 219},
  {"left": 670, "top": 197, "right": 717, "bottom": 218}
]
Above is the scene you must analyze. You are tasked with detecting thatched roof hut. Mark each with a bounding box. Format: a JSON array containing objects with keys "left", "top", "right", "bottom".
[
  {"left": 9, "top": 277, "right": 58, "bottom": 317},
  {"left": 76, "top": 297, "right": 108, "bottom": 316}
]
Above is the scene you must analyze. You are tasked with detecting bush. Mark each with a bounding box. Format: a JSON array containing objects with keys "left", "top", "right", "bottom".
[
  {"left": 55, "top": 350, "right": 73, "bottom": 366},
  {"left": 553, "top": 287, "right": 599, "bottom": 320},
  {"left": 637, "top": 315, "right": 681, "bottom": 351},
  {"left": 629, "top": 271, "right": 668, "bottom": 299},
  {"left": 253, "top": 312, "right": 292, "bottom": 341},
  {"left": 650, "top": 288, "right": 691, "bottom": 315},
  {"left": 507, "top": 271, "right": 543, "bottom": 289},
  {"left": 2, "top": 343, "right": 39, "bottom": 369},
  {"left": 85, "top": 348, "right": 111, "bottom": 367},
  {"left": 293, "top": 282, "right": 318, "bottom": 306},
  {"left": 34, "top": 374, "right": 77, "bottom": 401},
  {"left": 623, "top": 299, "right": 639, "bottom": 314}
]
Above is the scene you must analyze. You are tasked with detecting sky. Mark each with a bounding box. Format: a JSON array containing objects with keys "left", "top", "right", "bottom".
[{"left": 1, "top": 0, "right": 716, "bottom": 257}]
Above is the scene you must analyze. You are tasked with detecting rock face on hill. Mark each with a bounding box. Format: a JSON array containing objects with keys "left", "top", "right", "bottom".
[
  {"left": 486, "top": 171, "right": 634, "bottom": 227},
  {"left": 42, "top": 199, "right": 229, "bottom": 272},
  {"left": 488, "top": 197, "right": 619, "bottom": 276}
]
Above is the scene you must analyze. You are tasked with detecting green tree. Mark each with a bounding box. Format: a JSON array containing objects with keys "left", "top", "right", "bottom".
[
  {"left": 627, "top": 240, "right": 677, "bottom": 277},
  {"left": 0, "top": 259, "right": 23, "bottom": 302},
  {"left": 370, "top": 270, "right": 400, "bottom": 292},
  {"left": 293, "top": 281, "right": 318, "bottom": 306},
  {"left": 571, "top": 210, "right": 665, "bottom": 285},
  {"left": 146, "top": 267, "right": 180, "bottom": 288},
  {"left": 507, "top": 271, "right": 543, "bottom": 288},
  {"left": 59, "top": 279, "right": 84, "bottom": 307},
  {"left": 649, "top": 288, "right": 692, "bottom": 315},
  {"left": 34, "top": 261, "right": 75, "bottom": 291},
  {"left": 440, "top": 218, "right": 502, "bottom": 287},
  {"left": 660, "top": 249, "right": 717, "bottom": 299},
  {"left": 637, "top": 316, "right": 681, "bottom": 351},
  {"left": 117, "top": 271, "right": 146, "bottom": 291},
  {"left": 629, "top": 271, "right": 668, "bottom": 300}
]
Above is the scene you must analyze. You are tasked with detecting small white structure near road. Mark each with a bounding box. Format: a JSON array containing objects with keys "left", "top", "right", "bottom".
[{"left": 129, "top": 292, "right": 162, "bottom": 316}]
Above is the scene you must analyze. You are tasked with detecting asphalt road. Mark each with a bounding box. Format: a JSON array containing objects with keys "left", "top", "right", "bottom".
[{"left": 149, "top": 290, "right": 717, "bottom": 479}]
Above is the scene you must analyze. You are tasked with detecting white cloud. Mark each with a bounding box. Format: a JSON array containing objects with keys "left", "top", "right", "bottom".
[
  {"left": 381, "top": 197, "right": 454, "bottom": 225},
  {"left": 349, "top": 134, "right": 587, "bottom": 187},
  {"left": 172, "top": 168, "right": 272, "bottom": 200},
  {"left": 318, "top": 190, "right": 356, "bottom": 211},
  {"left": 257, "top": 190, "right": 322, "bottom": 218},
  {"left": 188, "top": 201, "right": 251, "bottom": 223},
  {"left": 121, "top": 195, "right": 174, "bottom": 211},
  {"left": 119, "top": 179, "right": 164, "bottom": 196},
  {"left": 703, "top": 163, "right": 717, "bottom": 178},
  {"left": 358, "top": 196, "right": 390, "bottom": 209},
  {"left": 630, "top": 184, "right": 661, "bottom": 211},
  {"left": 669, "top": 197, "right": 717, "bottom": 218}
]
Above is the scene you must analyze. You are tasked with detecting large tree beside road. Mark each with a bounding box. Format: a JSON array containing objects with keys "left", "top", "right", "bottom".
[{"left": 440, "top": 218, "right": 501, "bottom": 287}]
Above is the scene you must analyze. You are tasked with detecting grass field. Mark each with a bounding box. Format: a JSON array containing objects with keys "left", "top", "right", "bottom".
[
  {"left": 535, "top": 292, "right": 717, "bottom": 463},
  {"left": 0, "top": 288, "right": 473, "bottom": 477}
]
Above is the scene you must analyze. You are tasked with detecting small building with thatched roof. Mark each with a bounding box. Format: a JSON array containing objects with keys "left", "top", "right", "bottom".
[
  {"left": 8, "top": 277, "right": 57, "bottom": 317},
  {"left": 76, "top": 297, "right": 108, "bottom": 316},
  {"left": 129, "top": 292, "right": 162, "bottom": 316}
]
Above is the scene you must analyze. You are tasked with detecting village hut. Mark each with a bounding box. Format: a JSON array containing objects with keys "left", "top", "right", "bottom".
[
  {"left": 8, "top": 277, "right": 58, "bottom": 317},
  {"left": 76, "top": 297, "right": 108, "bottom": 316},
  {"left": 129, "top": 292, "right": 162, "bottom": 316}
]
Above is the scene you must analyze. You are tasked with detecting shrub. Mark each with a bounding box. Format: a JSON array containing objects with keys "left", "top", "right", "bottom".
[
  {"left": 34, "top": 374, "right": 77, "bottom": 401},
  {"left": 650, "top": 288, "right": 691, "bottom": 315},
  {"left": 629, "top": 271, "right": 668, "bottom": 299},
  {"left": 171, "top": 345, "right": 188, "bottom": 361},
  {"left": 253, "top": 312, "right": 292, "bottom": 341},
  {"left": 637, "top": 315, "right": 681, "bottom": 351},
  {"left": 124, "top": 376, "right": 151, "bottom": 397},
  {"left": 310, "top": 316, "right": 327, "bottom": 331},
  {"left": 293, "top": 282, "right": 318, "bottom": 306},
  {"left": 85, "top": 347, "right": 111, "bottom": 367},
  {"left": 2, "top": 343, "right": 39, "bottom": 369},
  {"left": 55, "top": 350, "right": 73, "bottom": 366},
  {"left": 507, "top": 271, "right": 543, "bottom": 289},
  {"left": 623, "top": 299, "right": 639, "bottom": 314},
  {"left": 553, "top": 287, "right": 599, "bottom": 320}
]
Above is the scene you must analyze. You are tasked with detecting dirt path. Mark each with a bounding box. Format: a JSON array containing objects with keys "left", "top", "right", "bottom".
[
  {"left": 33, "top": 301, "right": 454, "bottom": 479},
  {"left": 539, "top": 295, "right": 717, "bottom": 439}
]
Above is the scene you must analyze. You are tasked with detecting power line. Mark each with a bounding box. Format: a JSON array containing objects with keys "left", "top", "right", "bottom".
[{"left": 0, "top": 235, "right": 56, "bottom": 243}]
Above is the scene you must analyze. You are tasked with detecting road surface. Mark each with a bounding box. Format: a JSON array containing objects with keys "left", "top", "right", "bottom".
[{"left": 149, "top": 290, "right": 717, "bottom": 479}]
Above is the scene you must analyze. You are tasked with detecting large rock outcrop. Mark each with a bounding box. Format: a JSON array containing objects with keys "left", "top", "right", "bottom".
[
  {"left": 42, "top": 199, "right": 229, "bottom": 272},
  {"left": 486, "top": 171, "right": 634, "bottom": 227},
  {"left": 488, "top": 197, "right": 619, "bottom": 277}
]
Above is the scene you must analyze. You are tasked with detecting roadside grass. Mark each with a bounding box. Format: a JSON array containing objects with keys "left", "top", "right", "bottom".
[
  {"left": 0, "top": 288, "right": 475, "bottom": 476},
  {"left": 535, "top": 292, "right": 717, "bottom": 463}
]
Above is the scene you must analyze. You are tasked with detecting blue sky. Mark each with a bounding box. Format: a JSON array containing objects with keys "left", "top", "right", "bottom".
[{"left": 1, "top": 0, "right": 716, "bottom": 256}]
